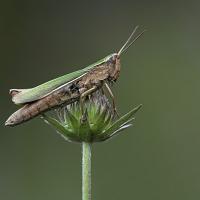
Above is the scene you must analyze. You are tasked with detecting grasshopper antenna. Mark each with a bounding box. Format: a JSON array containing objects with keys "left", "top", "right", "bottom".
[
  {"left": 118, "top": 26, "right": 139, "bottom": 56},
  {"left": 117, "top": 26, "right": 146, "bottom": 56}
]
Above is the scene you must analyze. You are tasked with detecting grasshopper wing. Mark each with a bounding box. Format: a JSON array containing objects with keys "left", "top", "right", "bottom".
[
  {"left": 11, "top": 69, "right": 88, "bottom": 104},
  {"left": 10, "top": 55, "right": 108, "bottom": 104}
]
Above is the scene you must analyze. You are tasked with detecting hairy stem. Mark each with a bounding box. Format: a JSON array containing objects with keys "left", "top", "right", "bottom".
[{"left": 82, "top": 142, "right": 92, "bottom": 200}]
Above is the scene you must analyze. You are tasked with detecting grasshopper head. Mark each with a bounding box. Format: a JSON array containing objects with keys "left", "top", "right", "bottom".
[{"left": 104, "top": 53, "right": 120, "bottom": 82}]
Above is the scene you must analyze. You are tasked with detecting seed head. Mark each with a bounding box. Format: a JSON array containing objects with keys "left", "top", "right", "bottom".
[{"left": 42, "top": 91, "right": 142, "bottom": 143}]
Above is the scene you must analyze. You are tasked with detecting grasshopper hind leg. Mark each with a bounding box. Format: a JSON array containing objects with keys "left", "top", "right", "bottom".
[{"left": 79, "top": 86, "right": 98, "bottom": 121}]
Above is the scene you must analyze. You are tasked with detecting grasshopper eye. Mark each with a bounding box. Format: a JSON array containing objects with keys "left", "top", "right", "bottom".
[
  {"left": 107, "top": 57, "right": 113, "bottom": 63},
  {"left": 106, "top": 54, "right": 117, "bottom": 64}
]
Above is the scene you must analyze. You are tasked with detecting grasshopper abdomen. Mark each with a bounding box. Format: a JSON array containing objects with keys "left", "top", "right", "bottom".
[{"left": 5, "top": 84, "right": 80, "bottom": 126}]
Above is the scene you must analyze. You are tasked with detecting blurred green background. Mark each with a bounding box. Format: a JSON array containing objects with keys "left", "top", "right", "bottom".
[{"left": 1, "top": 0, "right": 200, "bottom": 199}]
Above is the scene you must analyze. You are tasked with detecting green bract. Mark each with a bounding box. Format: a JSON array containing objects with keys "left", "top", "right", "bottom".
[{"left": 42, "top": 92, "right": 142, "bottom": 143}]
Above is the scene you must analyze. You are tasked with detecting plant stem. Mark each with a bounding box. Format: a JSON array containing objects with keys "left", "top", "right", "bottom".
[{"left": 82, "top": 142, "right": 92, "bottom": 200}]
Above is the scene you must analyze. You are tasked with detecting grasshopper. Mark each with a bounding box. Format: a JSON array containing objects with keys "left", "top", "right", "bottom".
[{"left": 5, "top": 26, "right": 145, "bottom": 127}]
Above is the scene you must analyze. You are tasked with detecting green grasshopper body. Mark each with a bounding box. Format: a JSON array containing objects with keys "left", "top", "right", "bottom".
[{"left": 5, "top": 27, "right": 145, "bottom": 126}]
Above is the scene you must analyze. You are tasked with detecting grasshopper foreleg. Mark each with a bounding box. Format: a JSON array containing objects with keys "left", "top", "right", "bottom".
[{"left": 104, "top": 83, "right": 119, "bottom": 117}]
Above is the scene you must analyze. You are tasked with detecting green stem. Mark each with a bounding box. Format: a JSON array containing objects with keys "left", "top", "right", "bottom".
[{"left": 82, "top": 142, "right": 92, "bottom": 200}]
